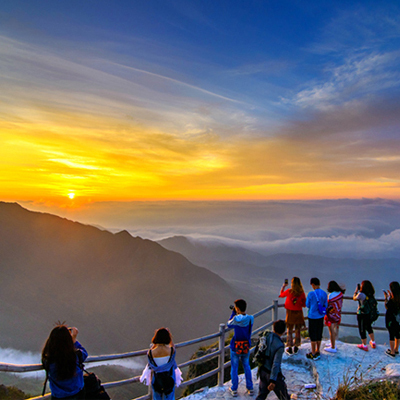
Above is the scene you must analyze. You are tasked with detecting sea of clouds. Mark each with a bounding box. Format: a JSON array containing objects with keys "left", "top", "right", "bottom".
[{"left": 22, "top": 198, "right": 400, "bottom": 259}]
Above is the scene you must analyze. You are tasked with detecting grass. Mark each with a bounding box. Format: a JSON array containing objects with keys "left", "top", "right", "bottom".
[
  {"left": 334, "top": 379, "right": 400, "bottom": 400},
  {"left": 332, "top": 362, "right": 400, "bottom": 400}
]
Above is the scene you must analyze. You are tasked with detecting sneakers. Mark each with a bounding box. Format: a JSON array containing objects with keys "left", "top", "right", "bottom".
[
  {"left": 285, "top": 347, "right": 293, "bottom": 355},
  {"left": 229, "top": 388, "right": 238, "bottom": 397},
  {"left": 370, "top": 341, "right": 376, "bottom": 349},
  {"left": 325, "top": 346, "right": 337, "bottom": 353},
  {"left": 293, "top": 346, "right": 299, "bottom": 354},
  {"left": 386, "top": 349, "right": 396, "bottom": 358},
  {"left": 306, "top": 352, "right": 320, "bottom": 360},
  {"left": 357, "top": 344, "right": 368, "bottom": 351},
  {"left": 247, "top": 389, "right": 255, "bottom": 396}
]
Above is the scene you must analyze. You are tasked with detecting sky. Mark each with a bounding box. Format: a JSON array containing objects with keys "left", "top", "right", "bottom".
[{"left": 1, "top": 0, "right": 400, "bottom": 208}]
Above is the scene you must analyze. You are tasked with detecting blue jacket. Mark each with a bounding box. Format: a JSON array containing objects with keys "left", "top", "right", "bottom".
[
  {"left": 48, "top": 341, "right": 88, "bottom": 399},
  {"left": 306, "top": 288, "right": 328, "bottom": 319},
  {"left": 227, "top": 311, "right": 254, "bottom": 352}
]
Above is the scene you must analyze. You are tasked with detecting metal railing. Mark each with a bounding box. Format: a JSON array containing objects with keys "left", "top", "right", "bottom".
[{"left": 0, "top": 296, "right": 387, "bottom": 400}]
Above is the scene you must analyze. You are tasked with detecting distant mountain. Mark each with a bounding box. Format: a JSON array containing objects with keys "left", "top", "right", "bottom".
[
  {"left": 0, "top": 203, "right": 238, "bottom": 356},
  {"left": 158, "top": 235, "right": 400, "bottom": 303}
]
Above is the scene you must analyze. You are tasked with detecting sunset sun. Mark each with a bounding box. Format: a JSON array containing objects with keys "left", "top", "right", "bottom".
[{"left": 68, "top": 192, "right": 75, "bottom": 200}]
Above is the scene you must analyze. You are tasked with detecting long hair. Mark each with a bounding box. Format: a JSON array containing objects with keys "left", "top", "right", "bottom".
[
  {"left": 360, "top": 280, "right": 375, "bottom": 297},
  {"left": 390, "top": 281, "right": 400, "bottom": 308},
  {"left": 42, "top": 325, "right": 77, "bottom": 380},
  {"left": 327, "top": 281, "right": 345, "bottom": 294},
  {"left": 290, "top": 277, "right": 304, "bottom": 296}
]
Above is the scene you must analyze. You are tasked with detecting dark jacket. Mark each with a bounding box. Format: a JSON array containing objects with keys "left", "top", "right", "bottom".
[{"left": 262, "top": 332, "right": 284, "bottom": 383}]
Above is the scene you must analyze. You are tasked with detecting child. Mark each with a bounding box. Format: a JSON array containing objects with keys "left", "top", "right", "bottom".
[{"left": 324, "top": 281, "right": 345, "bottom": 353}]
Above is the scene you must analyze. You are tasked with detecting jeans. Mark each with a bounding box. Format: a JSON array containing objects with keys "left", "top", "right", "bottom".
[
  {"left": 230, "top": 349, "right": 253, "bottom": 391},
  {"left": 152, "top": 386, "right": 175, "bottom": 400}
]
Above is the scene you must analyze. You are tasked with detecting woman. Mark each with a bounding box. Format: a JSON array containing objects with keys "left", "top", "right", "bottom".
[
  {"left": 42, "top": 325, "right": 88, "bottom": 399},
  {"left": 324, "top": 281, "right": 345, "bottom": 353},
  {"left": 279, "top": 277, "right": 306, "bottom": 355},
  {"left": 384, "top": 281, "right": 400, "bottom": 358},
  {"left": 353, "top": 280, "right": 376, "bottom": 351},
  {"left": 140, "top": 328, "right": 182, "bottom": 400}
]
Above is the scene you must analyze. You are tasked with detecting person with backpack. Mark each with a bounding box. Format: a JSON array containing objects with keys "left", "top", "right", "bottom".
[
  {"left": 42, "top": 325, "right": 87, "bottom": 399},
  {"left": 324, "top": 281, "right": 345, "bottom": 353},
  {"left": 279, "top": 277, "right": 306, "bottom": 355},
  {"left": 353, "top": 280, "right": 377, "bottom": 351},
  {"left": 140, "top": 328, "right": 182, "bottom": 400},
  {"left": 306, "top": 277, "right": 328, "bottom": 360},
  {"left": 384, "top": 281, "right": 400, "bottom": 358},
  {"left": 254, "top": 320, "right": 289, "bottom": 400},
  {"left": 227, "top": 299, "right": 254, "bottom": 397}
]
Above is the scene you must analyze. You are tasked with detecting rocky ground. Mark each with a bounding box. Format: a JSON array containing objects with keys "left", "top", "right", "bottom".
[{"left": 183, "top": 339, "right": 400, "bottom": 400}]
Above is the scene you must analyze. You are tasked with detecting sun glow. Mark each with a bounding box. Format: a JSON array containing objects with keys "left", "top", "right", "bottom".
[{"left": 68, "top": 193, "right": 75, "bottom": 200}]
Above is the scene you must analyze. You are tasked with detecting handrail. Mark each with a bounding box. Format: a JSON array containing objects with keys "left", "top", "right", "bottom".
[{"left": 1, "top": 296, "right": 387, "bottom": 400}]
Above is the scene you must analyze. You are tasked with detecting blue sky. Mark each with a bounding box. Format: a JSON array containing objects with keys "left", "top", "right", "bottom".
[{"left": 1, "top": 0, "right": 400, "bottom": 204}]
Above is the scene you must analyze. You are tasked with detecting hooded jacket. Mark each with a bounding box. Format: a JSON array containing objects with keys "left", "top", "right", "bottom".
[{"left": 227, "top": 311, "right": 254, "bottom": 352}]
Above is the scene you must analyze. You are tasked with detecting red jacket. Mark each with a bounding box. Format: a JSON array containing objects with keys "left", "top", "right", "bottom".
[{"left": 279, "top": 288, "right": 306, "bottom": 311}]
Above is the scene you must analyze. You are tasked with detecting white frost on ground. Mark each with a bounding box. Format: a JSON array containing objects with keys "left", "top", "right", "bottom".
[{"left": 182, "top": 339, "right": 400, "bottom": 400}]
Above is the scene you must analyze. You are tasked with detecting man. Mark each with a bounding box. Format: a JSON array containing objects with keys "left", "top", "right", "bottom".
[
  {"left": 227, "top": 299, "right": 254, "bottom": 397},
  {"left": 256, "top": 320, "right": 289, "bottom": 400},
  {"left": 306, "top": 277, "right": 328, "bottom": 360}
]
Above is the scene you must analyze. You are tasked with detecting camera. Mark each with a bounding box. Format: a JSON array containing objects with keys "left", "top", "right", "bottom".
[{"left": 229, "top": 305, "right": 235, "bottom": 310}]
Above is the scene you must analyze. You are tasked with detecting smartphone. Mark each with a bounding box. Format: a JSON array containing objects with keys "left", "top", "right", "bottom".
[
  {"left": 284, "top": 278, "right": 288, "bottom": 285},
  {"left": 357, "top": 283, "right": 360, "bottom": 291}
]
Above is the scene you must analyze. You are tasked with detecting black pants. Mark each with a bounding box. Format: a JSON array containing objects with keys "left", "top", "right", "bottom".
[
  {"left": 357, "top": 314, "right": 373, "bottom": 340},
  {"left": 256, "top": 368, "right": 289, "bottom": 400}
]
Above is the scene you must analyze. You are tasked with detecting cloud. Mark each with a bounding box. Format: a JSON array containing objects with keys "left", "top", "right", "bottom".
[{"left": 19, "top": 198, "right": 400, "bottom": 259}]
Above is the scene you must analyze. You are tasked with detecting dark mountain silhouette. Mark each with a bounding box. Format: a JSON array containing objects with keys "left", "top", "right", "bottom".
[{"left": 0, "top": 203, "right": 238, "bottom": 355}]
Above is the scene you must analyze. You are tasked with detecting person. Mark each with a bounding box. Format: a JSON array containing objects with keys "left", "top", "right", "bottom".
[
  {"left": 306, "top": 277, "right": 328, "bottom": 360},
  {"left": 324, "top": 281, "right": 345, "bottom": 353},
  {"left": 42, "top": 325, "right": 88, "bottom": 399},
  {"left": 279, "top": 277, "right": 306, "bottom": 355},
  {"left": 255, "top": 320, "right": 289, "bottom": 400},
  {"left": 384, "top": 281, "right": 400, "bottom": 358},
  {"left": 227, "top": 299, "right": 254, "bottom": 397},
  {"left": 353, "top": 280, "right": 377, "bottom": 351},
  {"left": 140, "top": 328, "right": 182, "bottom": 400}
]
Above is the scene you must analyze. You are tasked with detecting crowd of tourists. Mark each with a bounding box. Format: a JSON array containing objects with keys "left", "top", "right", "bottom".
[{"left": 39, "top": 278, "right": 399, "bottom": 400}]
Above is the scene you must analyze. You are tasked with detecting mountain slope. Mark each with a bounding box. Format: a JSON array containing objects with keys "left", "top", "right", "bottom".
[
  {"left": 158, "top": 235, "right": 400, "bottom": 304},
  {"left": 0, "top": 203, "right": 237, "bottom": 355}
]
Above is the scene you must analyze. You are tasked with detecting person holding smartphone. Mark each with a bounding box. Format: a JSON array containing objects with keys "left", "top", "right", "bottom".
[
  {"left": 42, "top": 324, "right": 88, "bottom": 399},
  {"left": 279, "top": 277, "right": 306, "bottom": 355}
]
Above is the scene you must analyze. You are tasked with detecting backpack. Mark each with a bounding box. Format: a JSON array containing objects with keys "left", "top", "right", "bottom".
[
  {"left": 148, "top": 348, "right": 175, "bottom": 395},
  {"left": 253, "top": 331, "right": 277, "bottom": 377},
  {"left": 361, "top": 295, "right": 379, "bottom": 323}
]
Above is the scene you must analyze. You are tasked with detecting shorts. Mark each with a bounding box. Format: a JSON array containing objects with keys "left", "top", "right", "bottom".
[{"left": 308, "top": 317, "right": 324, "bottom": 342}]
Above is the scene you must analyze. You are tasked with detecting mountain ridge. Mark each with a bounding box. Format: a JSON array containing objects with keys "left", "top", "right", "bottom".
[{"left": 0, "top": 202, "right": 238, "bottom": 355}]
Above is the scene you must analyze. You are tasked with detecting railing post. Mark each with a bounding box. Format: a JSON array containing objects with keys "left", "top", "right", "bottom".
[
  {"left": 218, "top": 323, "right": 226, "bottom": 387},
  {"left": 272, "top": 299, "right": 278, "bottom": 323}
]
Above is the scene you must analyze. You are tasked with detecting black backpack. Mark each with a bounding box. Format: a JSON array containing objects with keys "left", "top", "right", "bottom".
[
  {"left": 149, "top": 348, "right": 175, "bottom": 395},
  {"left": 361, "top": 295, "right": 379, "bottom": 323}
]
